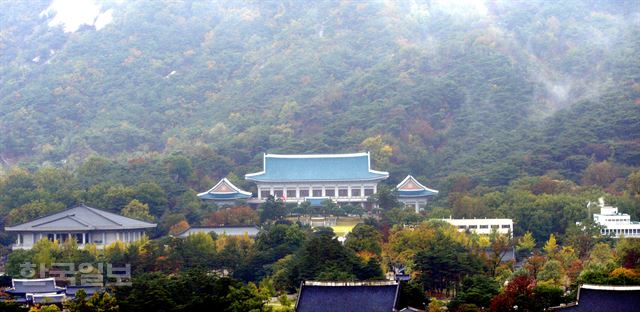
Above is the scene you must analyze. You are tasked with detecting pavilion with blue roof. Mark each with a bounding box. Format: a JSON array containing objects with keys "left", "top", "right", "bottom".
[
  {"left": 396, "top": 175, "right": 438, "bottom": 212},
  {"left": 245, "top": 152, "right": 388, "bottom": 208},
  {"left": 197, "top": 177, "right": 252, "bottom": 204}
]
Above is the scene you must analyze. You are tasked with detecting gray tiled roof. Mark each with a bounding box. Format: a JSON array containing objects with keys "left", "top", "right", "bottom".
[
  {"left": 7, "top": 278, "right": 63, "bottom": 295},
  {"left": 550, "top": 285, "right": 640, "bottom": 312},
  {"left": 4, "top": 205, "right": 156, "bottom": 232},
  {"left": 295, "top": 281, "right": 399, "bottom": 312}
]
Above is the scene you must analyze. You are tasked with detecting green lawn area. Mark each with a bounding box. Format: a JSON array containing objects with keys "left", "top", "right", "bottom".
[{"left": 331, "top": 217, "right": 363, "bottom": 237}]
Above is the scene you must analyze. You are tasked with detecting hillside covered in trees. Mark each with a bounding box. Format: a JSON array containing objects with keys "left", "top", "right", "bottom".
[
  {"left": 1, "top": 0, "right": 639, "bottom": 187},
  {"left": 2, "top": 2, "right": 640, "bottom": 311}
]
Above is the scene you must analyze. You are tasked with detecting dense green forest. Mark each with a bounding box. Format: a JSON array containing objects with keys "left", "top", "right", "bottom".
[
  {"left": 1, "top": 1, "right": 640, "bottom": 311},
  {"left": 1, "top": 0, "right": 639, "bottom": 187}
]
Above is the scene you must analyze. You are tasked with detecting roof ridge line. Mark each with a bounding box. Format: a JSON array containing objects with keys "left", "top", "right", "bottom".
[
  {"left": 31, "top": 214, "right": 81, "bottom": 228},
  {"left": 84, "top": 206, "right": 123, "bottom": 226}
]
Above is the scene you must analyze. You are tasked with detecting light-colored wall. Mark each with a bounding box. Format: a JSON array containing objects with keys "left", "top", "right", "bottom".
[
  {"left": 442, "top": 218, "right": 513, "bottom": 236},
  {"left": 398, "top": 198, "right": 428, "bottom": 213},
  {"left": 12, "top": 230, "right": 147, "bottom": 250},
  {"left": 255, "top": 181, "right": 379, "bottom": 202}
]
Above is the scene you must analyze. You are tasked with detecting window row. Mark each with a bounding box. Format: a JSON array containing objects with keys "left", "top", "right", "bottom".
[
  {"left": 457, "top": 224, "right": 512, "bottom": 230},
  {"left": 602, "top": 228, "right": 640, "bottom": 235},
  {"left": 260, "top": 187, "right": 374, "bottom": 199}
]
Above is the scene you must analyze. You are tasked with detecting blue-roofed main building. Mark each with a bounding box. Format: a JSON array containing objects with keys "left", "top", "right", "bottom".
[{"left": 246, "top": 153, "right": 388, "bottom": 206}]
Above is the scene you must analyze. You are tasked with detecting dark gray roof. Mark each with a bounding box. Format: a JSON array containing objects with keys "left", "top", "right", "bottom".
[
  {"left": 5, "top": 205, "right": 156, "bottom": 232},
  {"left": 7, "top": 278, "right": 63, "bottom": 295},
  {"left": 550, "top": 285, "right": 640, "bottom": 312},
  {"left": 295, "top": 281, "right": 399, "bottom": 312}
]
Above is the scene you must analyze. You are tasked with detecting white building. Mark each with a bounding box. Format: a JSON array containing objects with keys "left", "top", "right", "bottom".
[
  {"left": 442, "top": 217, "right": 513, "bottom": 236},
  {"left": 592, "top": 197, "right": 640, "bottom": 238},
  {"left": 245, "top": 152, "right": 389, "bottom": 209},
  {"left": 5, "top": 205, "right": 156, "bottom": 249}
]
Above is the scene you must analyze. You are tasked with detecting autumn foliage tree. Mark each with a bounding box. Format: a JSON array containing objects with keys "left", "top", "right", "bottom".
[{"left": 204, "top": 206, "right": 258, "bottom": 226}]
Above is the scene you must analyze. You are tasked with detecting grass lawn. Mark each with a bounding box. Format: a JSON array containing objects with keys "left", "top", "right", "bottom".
[{"left": 331, "top": 217, "right": 363, "bottom": 237}]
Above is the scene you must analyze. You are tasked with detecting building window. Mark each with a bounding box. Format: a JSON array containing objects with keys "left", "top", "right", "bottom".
[
  {"left": 274, "top": 189, "right": 283, "bottom": 197},
  {"left": 261, "top": 190, "right": 270, "bottom": 198},
  {"left": 74, "top": 233, "right": 84, "bottom": 244},
  {"left": 458, "top": 225, "right": 466, "bottom": 229},
  {"left": 47, "top": 234, "right": 55, "bottom": 242},
  {"left": 491, "top": 225, "right": 499, "bottom": 229},
  {"left": 364, "top": 188, "right": 374, "bottom": 196},
  {"left": 300, "top": 189, "right": 310, "bottom": 197},
  {"left": 351, "top": 188, "right": 361, "bottom": 197},
  {"left": 287, "top": 190, "right": 296, "bottom": 198},
  {"left": 479, "top": 225, "right": 489, "bottom": 229},
  {"left": 338, "top": 188, "right": 348, "bottom": 197},
  {"left": 325, "top": 189, "right": 335, "bottom": 197},
  {"left": 468, "top": 225, "right": 478, "bottom": 229},
  {"left": 313, "top": 188, "right": 322, "bottom": 197},
  {"left": 501, "top": 224, "right": 511, "bottom": 229}
]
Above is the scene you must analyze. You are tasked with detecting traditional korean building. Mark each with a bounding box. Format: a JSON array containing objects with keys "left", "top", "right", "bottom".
[
  {"left": 5, "top": 278, "right": 65, "bottom": 305},
  {"left": 3, "top": 278, "right": 103, "bottom": 306},
  {"left": 197, "top": 177, "right": 252, "bottom": 204},
  {"left": 245, "top": 153, "right": 389, "bottom": 208},
  {"left": 395, "top": 175, "right": 438, "bottom": 213},
  {"left": 549, "top": 284, "right": 640, "bottom": 312},
  {"left": 5, "top": 204, "right": 156, "bottom": 250},
  {"left": 295, "top": 281, "right": 399, "bottom": 312}
]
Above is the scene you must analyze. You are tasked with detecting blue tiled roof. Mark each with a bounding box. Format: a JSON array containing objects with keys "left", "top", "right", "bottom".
[
  {"left": 396, "top": 175, "right": 438, "bottom": 198},
  {"left": 197, "top": 192, "right": 251, "bottom": 200},
  {"left": 246, "top": 153, "right": 388, "bottom": 182},
  {"left": 397, "top": 189, "right": 438, "bottom": 197},
  {"left": 197, "top": 178, "right": 252, "bottom": 200}
]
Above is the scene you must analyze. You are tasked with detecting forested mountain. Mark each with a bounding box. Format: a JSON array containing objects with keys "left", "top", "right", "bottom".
[{"left": 1, "top": 0, "right": 639, "bottom": 187}]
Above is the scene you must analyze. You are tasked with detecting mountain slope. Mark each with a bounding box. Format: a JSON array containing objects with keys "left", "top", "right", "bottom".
[{"left": 1, "top": 0, "right": 638, "bottom": 186}]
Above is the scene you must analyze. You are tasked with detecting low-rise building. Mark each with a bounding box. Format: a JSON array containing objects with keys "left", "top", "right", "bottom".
[
  {"left": 174, "top": 226, "right": 259, "bottom": 238},
  {"left": 5, "top": 204, "right": 156, "bottom": 249},
  {"left": 591, "top": 197, "right": 640, "bottom": 238},
  {"left": 441, "top": 217, "right": 513, "bottom": 236}
]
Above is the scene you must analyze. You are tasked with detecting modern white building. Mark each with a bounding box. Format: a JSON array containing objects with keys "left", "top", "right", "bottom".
[
  {"left": 245, "top": 152, "right": 389, "bottom": 208},
  {"left": 592, "top": 197, "right": 640, "bottom": 238},
  {"left": 442, "top": 217, "right": 513, "bottom": 236},
  {"left": 5, "top": 205, "right": 156, "bottom": 249}
]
